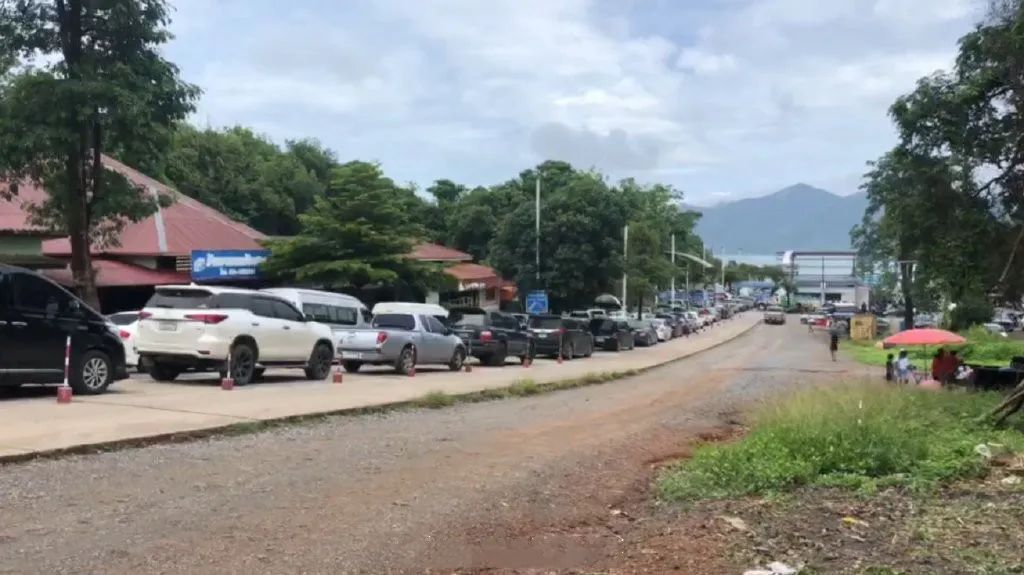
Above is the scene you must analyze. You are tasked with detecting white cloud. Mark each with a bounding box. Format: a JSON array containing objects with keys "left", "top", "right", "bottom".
[{"left": 163, "top": 0, "right": 983, "bottom": 205}]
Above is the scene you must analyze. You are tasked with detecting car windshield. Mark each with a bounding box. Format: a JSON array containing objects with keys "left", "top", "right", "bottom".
[
  {"left": 628, "top": 320, "right": 648, "bottom": 329},
  {"left": 449, "top": 310, "right": 487, "bottom": 326},
  {"left": 107, "top": 312, "right": 139, "bottom": 325},
  {"left": 147, "top": 288, "right": 214, "bottom": 309},
  {"left": 529, "top": 316, "right": 562, "bottom": 329},
  {"left": 372, "top": 314, "right": 415, "bottom": 330},
  {"left": 589, "top": 319, "right": 612, "bottom": 333}
]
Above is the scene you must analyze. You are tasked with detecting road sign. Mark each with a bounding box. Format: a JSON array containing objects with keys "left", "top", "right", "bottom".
[{"left": 526, "top": 290, "right": 548, "bottom": 315}]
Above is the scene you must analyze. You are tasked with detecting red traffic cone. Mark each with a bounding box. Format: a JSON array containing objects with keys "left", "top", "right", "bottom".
[
  {"left": 407, "top": 366, "right": 416, "bottom": 377},
  {"left": 464, "top": 362, "right": 472, "bottom": 373},
  {"left": 522, "top": 357, "right": 531, "bottom": 368},
  {"left": 333, "top": 364, "right": 344, "bottom": 384},
  {"left": 557, "top": 353, "right": 563, "bottom": 364},
  {"left": 57, "top": 336, "right": 73, "bottom": 404},
  {"left": 221, "top": 353, "right": 234, "bottom": 390}
]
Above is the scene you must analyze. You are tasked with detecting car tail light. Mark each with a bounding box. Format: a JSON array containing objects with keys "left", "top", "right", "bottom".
[
  {"left": 118, "top": 330, "right": 131, "bottom": 339},
  {"left": 480, "top": 330, "right": 493, "bottom": 342},
  {"left": 138, "top": 311, "right": 153, "bottom": 319},
  {"left": 376, "top": 331, "right": 388, "bottom": 346},
  {"left": 559, "top": 327, "right": 567, "bottom": 335},
  {"left": 184, "top": 313, "right": 229, "bottom": 324}
]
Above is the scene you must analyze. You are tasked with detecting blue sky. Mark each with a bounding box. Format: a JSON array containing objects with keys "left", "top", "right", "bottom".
[{"left": 164, "top": 0, "right": 982, "bottom": 205}]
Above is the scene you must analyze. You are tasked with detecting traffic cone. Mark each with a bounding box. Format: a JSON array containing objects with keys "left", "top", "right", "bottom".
[
  {"left": 464, "top": 362, "right": 472, "bottom": 373},
  {"left": 57, "top": 336, "right": 72, "bottom": 404},
  {"left": 333, "top": 352, "right": 344, "bottom": 383},
  {"left": 221, "top": 352, "right": 234, "bottom": 390}
]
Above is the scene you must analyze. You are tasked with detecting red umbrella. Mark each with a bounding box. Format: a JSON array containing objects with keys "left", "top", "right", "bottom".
[{"left": 883, "top": 328, "right": 966, "bottom": 348}]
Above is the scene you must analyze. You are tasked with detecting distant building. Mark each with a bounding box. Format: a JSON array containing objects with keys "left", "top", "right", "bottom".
[
  {"left": 411, "top": 243, "right": 515, "bottom": 311},
  {"left": 778, "top": 250, "right": 869, "bottom": 307}
]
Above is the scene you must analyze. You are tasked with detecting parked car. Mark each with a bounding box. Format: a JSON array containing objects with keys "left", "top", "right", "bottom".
[
  {"left": 107, "top": 311, "right": 141, "bottom": 369},
  {"left": 629, "top": 320, "right": 659, "bottom": 347},
  {"left": 568, "top": 309, "right": 607, "bottom": 320},
  {"left": 262, "top": 288, "right": 371, "bottom": 333},
  {"left": 983, "top": 322, "right": 1010, "bottom": 337},
  {"left": 336, "top": 312, "right": 467, "bottom": 373},
  {"left": 136, "top": 285, "right": 335, "bottom": 385},
  {"left": 373, "top": 302, "right": 449, "bottom": 323},
  {"left": 649, "top": 318, "right": 673, "bottom": 341},
  {"left": 684, "top": 310, "right": 703, "bottom": 330},
  {"left": 589, "top": 318, "right": 635, "bottom": 351},
  {"left": 764, "top": 306, "right": 786, "bottom": 325},
  {"left": 512, "top": 313, "right": 529, "bottom": 330},
  {"left": 0, "top": 264, "right": 128, "bottom": 394},
  {"left": 449, "top": 307, "right": 533, "bottom": 366},
  {"left": 528, "top": 315, "right": 594, "bottom": 359},
  {"left": 655, "top": 313, "right": 684, "bottom": 338}
]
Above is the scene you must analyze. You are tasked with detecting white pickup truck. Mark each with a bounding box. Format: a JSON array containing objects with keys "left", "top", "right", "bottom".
[{"left": 335, "top": 312, "right": 467, "bottom": 374}]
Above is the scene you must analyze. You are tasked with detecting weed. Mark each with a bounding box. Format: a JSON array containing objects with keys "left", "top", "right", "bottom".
[
  {"left": 415, "top": 390, "right": 455, "bottom": 409},
  {"left": 659, "top": 382, "right": 1024, "bottom": 501}
]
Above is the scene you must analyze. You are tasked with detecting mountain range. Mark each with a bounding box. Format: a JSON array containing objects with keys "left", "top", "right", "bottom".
[{"left": 687, "top": 183, "right": 868, "bottom": 256}]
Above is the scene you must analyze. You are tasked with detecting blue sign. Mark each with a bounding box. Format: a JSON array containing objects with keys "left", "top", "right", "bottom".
[
  {"left": 526, "top": 290, "right": 549, "bottom": 315},
  {"left": 191, "top": 249, "right": 269, "bottom": 282}
]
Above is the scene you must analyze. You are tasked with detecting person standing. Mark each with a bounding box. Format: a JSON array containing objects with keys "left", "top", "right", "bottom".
[
  {"left": 885, "top": 353, "right": 895, "bottom": 382},
  {"left": 897, "top": 350, "right": 911, "bottom": 384},
  {"left": 931, "top": 348, "right": 947, "bottom": 381},
  {"left": 829, "top": 326, "right": 839, "bottom": 362}
]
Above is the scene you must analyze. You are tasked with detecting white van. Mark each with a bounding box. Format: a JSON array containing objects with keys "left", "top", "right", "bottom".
[
  {"left": 261, "top": 288, "right": 371, "bottom": 330},
  {"left": 371, "top": 302, "right": 449, "bottom": 322}
]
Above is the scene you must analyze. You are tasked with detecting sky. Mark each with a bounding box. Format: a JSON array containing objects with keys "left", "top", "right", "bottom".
[{"left": 164, "top": 0, "right": 983, "bottom": 206}]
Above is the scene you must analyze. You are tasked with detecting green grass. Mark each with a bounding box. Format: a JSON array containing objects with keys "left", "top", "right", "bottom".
[
  {"left": 659, "top": 382, "right": 1024, "bottom": 501},
  {"left": 847, "top": 326, "right": 1024, "bottom": 369},
  {"left": 414, "top": 390, "right": 456, "bottom": 409}
]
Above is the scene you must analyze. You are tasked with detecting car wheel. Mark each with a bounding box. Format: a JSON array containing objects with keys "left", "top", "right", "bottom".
[
  {"left": 229, "top": 342, "right": 257, "bottom": 386},
  {"left": 488, "top": 344, "right": 508, "bottom": 367},
  {"left": 612, "top": 338, "right": 621, "bottom": 352},
  {"left": 343, "top": 360, "right": 363, "bottom": 373},
  {"left": 149, "top": 362, "right": 181, "bottom": 382},
  {"left": 304, "top": 343, "right": 333, "bottom": 380},
  {"left": 584, "top": 340, "right": 594, "bottom": 357},
  {"left": 448, "top": 347, "right": 466, "bottom": 371},
  {"left": 394, "top": 345, "right": 416, "bottom": 374},
  {"left": 72, "top": 350, "right": 113, "bottom": 394}
]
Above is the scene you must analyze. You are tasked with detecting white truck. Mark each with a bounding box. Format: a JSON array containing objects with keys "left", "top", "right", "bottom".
[{"left": 335, "top": 312, "right": 467, "bottom": 374}]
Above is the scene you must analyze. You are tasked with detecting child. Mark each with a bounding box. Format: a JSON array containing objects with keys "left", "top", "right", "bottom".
[
  {"left": 885, "top": 353, "right": 895, "bottom": 382},
  {"left": 896, "top": 349, "right": 911, "bottom": 384}
]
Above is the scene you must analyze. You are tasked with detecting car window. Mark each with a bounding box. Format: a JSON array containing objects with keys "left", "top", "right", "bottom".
[
  {"left": 450, "top": 310, "right": 487, "bottom": 326},
  {"left": 529, "top": 316, "right": 562, "bottom": 329},
  {"left": 272, "top": 300, "right": 305, "bottom": 322},
  {"left": 425, "top": 315, "right": 448, "bottom": 334},
  {"left": 11, "top": 272, "right": 74, "bottom": 316},
  {"left": 373, "top": 313, "right": 415, "bottom": 330},
  {"left": 250, "top": 297, "right": 277, "bottom": 318},
  {"left": 213, "top": 292, "right": 253, "bottom": 310},
  {"left": 361, "top": 308, "right": 373, "bottom": 323},
  {"left": 107, "top": 312, "right": 139, "bottom": 325},
  {"left": 148, "top": 288, "right": 215, "bottom": 309},
  {"left": 495, "top": 314, "right": 516, "bottom": 329}
]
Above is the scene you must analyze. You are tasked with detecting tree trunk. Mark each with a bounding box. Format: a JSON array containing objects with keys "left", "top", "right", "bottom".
[
  {"left": 900, "top": 261, "right": 914, "bottom": 331},
  {"left": 996, "top": 223, "right": 1024, "bottom": 291}
]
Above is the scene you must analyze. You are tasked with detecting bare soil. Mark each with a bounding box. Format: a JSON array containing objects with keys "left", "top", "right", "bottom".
[{"left": 0, "top": 322, "right": 865, "bottom": 574}]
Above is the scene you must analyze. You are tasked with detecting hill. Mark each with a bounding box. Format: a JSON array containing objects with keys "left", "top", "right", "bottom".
[{"left": 689, "top": 183, "right": 867, "bottom": 255}]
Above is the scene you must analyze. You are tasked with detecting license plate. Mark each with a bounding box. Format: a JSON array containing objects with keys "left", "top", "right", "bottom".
[
  {"left": 346, "top": 352, "right": 363, "bottom": 360},
  {"left": 158, "top": 321, "right": 177, "bottom": 332}
]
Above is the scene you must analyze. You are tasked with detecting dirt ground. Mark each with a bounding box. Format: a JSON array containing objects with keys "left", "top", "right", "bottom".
[{"left": 0, "top": 322, "right": 868, "bottom": 574}]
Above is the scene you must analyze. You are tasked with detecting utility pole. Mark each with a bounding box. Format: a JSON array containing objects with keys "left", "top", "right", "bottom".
[
  {"left": 535, "top": 176, "right": 541, "bottom": 285},
  {"left": 622, "top": 225, "right": 629, "bottom": 308},
  {"left": 670, "top": 234, "right": 676, "bottom": 307}
]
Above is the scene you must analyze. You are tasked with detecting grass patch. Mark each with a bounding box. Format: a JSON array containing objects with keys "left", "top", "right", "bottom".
[
  {"left": 659, "top": 382, "right": 1024, "bottom": 501},
  {"left": 846, "top": 326, "right": 1024, "bottom": 369},
  {"left": 414, "top": 390, "right": 456, "bottom": 409}
]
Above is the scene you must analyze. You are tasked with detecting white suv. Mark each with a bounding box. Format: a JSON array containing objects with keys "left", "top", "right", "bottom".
[{"left": 136, "top": 285, "right": 334, "bottom": 385}]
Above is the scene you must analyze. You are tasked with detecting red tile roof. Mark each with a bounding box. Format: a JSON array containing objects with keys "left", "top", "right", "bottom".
[
  {"left": 0, "top": 155, "right": 266, "bottom": 256},
  {"left": 0, "top": 181, "right": 62, "bottom": 237},
  {"left": 410, "top": 243, "right": 472, "bottom": 262},
  {"left": 444, "top": 262, "right": 499, "bottom": 282},
  {"left": 43, "top": 259, "right": 191, "bottom": 287}
]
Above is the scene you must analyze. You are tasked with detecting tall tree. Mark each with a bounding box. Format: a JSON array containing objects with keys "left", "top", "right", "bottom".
[
  {"left": 262, "top": 161, "right": 438, "bottom": 290},
  {"left": 0, "top": 0, "right": 197, "bottom": 306}
]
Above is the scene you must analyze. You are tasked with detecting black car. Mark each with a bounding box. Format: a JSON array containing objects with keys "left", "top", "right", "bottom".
[
  {"left": 628, "top": 320, "right": 658, "bottom": 347},
  {"left": 0, "top": 264, "right": 128, "bottom": 394},
  {"left": 528, "top": 315, "right": 594, "bottom": 359},
  {"left": 589, "top": 318, "right": 635, "bottom": 351},
  {"left": 449, "top": 307, "right": 533, "bottom": 366}
]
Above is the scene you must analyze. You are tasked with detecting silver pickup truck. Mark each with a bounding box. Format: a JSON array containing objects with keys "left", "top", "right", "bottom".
[{"left": 335, "top": 312, "right": 467, "bottom": 374}]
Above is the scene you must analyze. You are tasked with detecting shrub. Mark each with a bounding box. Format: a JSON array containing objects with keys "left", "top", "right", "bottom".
[
  {"left": 415, "top": 390, "right": 455, "bottom": 409},
  {"left": 659, "top": 383, "right": 1024, "bottom": 501}
]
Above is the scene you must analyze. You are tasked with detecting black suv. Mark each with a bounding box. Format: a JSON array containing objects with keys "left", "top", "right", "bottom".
[
  {"left": 589, "top": 318, "right": 635, "bottom": 351},
  {"left": 528, "top": 315, "right": 594, "bottom": 359},
  {"left": 449, "top": 307, "right": 533, "bottom": 366},
  {"left": 0, "top": 264, "right": 128, "bottom": 393}
]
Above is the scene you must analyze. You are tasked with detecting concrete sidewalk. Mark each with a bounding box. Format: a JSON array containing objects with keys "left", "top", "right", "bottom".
[{"left": 0, "top": 314, "right": 761, "bottom": 459}]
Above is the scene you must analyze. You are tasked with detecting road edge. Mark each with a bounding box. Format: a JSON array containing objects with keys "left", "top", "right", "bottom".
[{"left": 0, "top": 319, "right": 762, "bottom": 465}]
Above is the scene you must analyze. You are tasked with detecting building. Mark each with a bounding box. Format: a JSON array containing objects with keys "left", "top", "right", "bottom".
[
  {"left": 0, "top": 184, "right": 65, "bottom": 269},
  {"left": 411, "top": 243, "right": 516, "bottom": 311},
  {"left": 779, "top": 250, "right": 869, "bottom": 307},
  {"left": 3, "top": 156, "right": 267, "bottom": 312}
]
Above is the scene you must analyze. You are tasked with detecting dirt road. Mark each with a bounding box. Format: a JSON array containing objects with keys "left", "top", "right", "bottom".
[{"left": 0, "top": 322, "right": 869, "bottom": 573}]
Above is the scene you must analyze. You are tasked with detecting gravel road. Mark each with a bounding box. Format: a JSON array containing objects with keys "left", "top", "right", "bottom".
[{"left": 0, "top": 322, "right": 869, "bottom": 574}]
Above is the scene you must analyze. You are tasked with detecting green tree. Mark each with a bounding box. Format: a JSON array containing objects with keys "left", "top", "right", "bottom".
[
  {"left": 262, "top": 161, "right": 437, "bottom": 290},
  {"left": 0, "top": 0, "right": 198, "bottom": 306}
]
